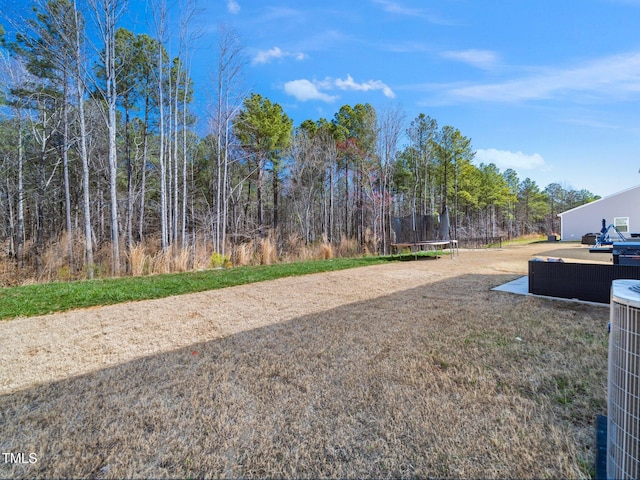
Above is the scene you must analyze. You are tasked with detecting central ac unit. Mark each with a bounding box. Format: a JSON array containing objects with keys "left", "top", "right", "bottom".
[{"left": 608, "top": 280, "right": 640, "bottom": 479}]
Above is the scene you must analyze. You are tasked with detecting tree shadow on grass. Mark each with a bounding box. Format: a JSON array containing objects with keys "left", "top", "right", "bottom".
[{"left": 0, "top": 273, "right": 607, "bottom": 479}]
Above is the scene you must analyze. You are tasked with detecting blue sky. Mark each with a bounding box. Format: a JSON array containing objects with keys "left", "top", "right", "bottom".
[
  {"left": 6, "top": 0, "right": 638, "bottom": 197},
  {"left": 177, "top": 0, "right": 640, "bottom": 198}
]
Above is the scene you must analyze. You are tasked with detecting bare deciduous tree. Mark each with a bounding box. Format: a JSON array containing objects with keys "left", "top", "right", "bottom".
[
  {"left": 87, "top": 0, "right": 127, "bottom": 274},
  {"left": 210, "top": 24, "right": 244, "bottom": 256}
]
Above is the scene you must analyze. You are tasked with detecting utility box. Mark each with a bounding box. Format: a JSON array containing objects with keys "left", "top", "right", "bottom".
[{"left": 608, "top": 280, "right": 640, "bottom": 479}]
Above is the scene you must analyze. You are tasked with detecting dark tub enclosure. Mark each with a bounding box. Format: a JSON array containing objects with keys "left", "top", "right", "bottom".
[{"left": 528, "top": 260, "right": 640, "bottom": 304}]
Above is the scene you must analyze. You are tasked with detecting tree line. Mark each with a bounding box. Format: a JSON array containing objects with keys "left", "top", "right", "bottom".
[{"left": 0, "top": 0, "right": 599, "bottom": 282}]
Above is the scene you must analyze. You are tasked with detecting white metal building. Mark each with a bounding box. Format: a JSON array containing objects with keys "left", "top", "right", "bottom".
[{"left": 558, "top": 185, "right": 640, "bottom": 241}]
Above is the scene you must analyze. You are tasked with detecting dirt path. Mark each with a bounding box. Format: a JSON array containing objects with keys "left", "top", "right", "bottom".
[{"left": 0, "top": 242, "right": 594, "bottom": 395}]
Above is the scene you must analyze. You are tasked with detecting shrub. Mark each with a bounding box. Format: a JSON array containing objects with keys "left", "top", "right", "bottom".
[
  {"left": 57, "top": 266, "right": 72, "bottom": 282},
  {"left": 210, "top": 252, "right": 230, "bottom": 269}
]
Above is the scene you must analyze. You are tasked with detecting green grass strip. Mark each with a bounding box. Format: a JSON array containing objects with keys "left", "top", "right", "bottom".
[{"left": 0, "top": 255, "right": 422, "bottom": 320}]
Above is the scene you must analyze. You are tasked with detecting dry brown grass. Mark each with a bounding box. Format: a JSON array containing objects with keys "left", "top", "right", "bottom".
[
  {"left": 227, "top": 238, "right": 279, "bottom": 266},
  {"left": 320, "top": 242, "right": 334, "bottom": 260},
  {"left": 127, "top": 243, "right": 149, "bottom": 276},
  {"left": 0, "top": 244, "right": 608, "bottom": 479},
  {"left": 278, "top": 235, "right": 336, "bottom": 263},
  {"left": 39, "top": 231, "right": 89, "bottom": 282},
  {"left": 281, "top": 234, "right": 307, "bottom": 262},
  {"left": 191, "top": 239, "right": 213, "bottom": 271},
  {"left": 0, "top": 246, "right": 19, "bottom": 287},
  {"left": 149, "top": 248, "right": 172, "bottom": 275},
  {"left": 129, "top": 241, "right": 209, "bottom": 275},
  {"left": 1, "top": 231, "right": 373, "bottom": 284},
  {"left": 337, "top": 234, "right": 360, "bottom": 258},
  {"left": 2, "top": 234, "right": 216, "bottom": 283},
  {"left": 259, "top": 236, "right": 277, "bottom": 265},
  {"left": 230, "top": 242, "right": 252, "bottom": 266},
  {"left": 171, "top": 245, "right": 191, "bottom": 273}
]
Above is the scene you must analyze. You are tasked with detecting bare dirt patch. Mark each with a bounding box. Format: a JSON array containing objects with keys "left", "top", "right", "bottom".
[{"left": 0, "top": 243, "right": 608, "bottom": 478}]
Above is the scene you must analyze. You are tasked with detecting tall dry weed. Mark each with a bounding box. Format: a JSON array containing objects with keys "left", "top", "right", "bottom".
[
  {"left": 0, "top": 245, "right": 18, "bottom": 287},
  {"left": 230, "top": 242, "right": 252, "bottom": 266},
  {"left": 128, "top": 244, "right": 149, "bottom": 276},
  {"left": 40, "top": 242, "right": 60, "bottom": 282},
  {"left": 337, "top": 235, "right": 359, "bottom": 258},
  {"left": 282, "top": 234, "right": 307, "bottom": 262},
  {"left": 259, "top": 236, "right": 277, "bottom": 265},
  {"left": 172, "top": 246, "right": 191, "bottom": 273},
  {"left": 150, "top": 249, "right": 172, "bottom": 275},
  {"left": 128, "top": 242, "right": 200, "bottom": 276},
  {"left": 7, "top": 233, "right": 219, "bottom": 283},
  {"left": 42, "top": 231, "right": 84, "bottom": 282},
  {"left": 192, "top": 241, "right": 212, "bottom": 271},
  {"left": 95, "top": 241, "right": 116, "bottom": 277},
  {"left": 320, "top": 242, "right": 334, "bottom": 260},
  {"left": 363, "top": 227, "right": 377, "bottom": 255}
]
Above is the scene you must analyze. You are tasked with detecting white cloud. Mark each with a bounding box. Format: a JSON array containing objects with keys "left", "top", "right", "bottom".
[
  {"left": 371, "top": 0, "right": 423, "bottom": 16},
  {"left": 252, "top": 47, "right": 306, "bottom": 65},
  {"left": 335, "top": 74, "right": 396, "bottom": 98},
  {"left": 448, "top": 51, "right": 640, "bottom": 103},
  {"left": 284, "top": 79, "right": 338, "bottom": 102},
  {"left": 252, "top": 47, "right": 284, "bottom": 65},
  {"left": 475, "top": 149, "right": 548, "bottom": 171},
  {"left": 284, "top": 74, "right": 395, "bottom": 102},
  {"left": 383, "top": 41, "right": 431, "bottom": 54},
  {"left": 370, "top": 0, "right": 456, "bottom": 24},
  {"left": 441, "top": 49, "right": 499, "bottom": 70},
  {"left": 227, "top": 0, "right": 240, "bottom": 14}
]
